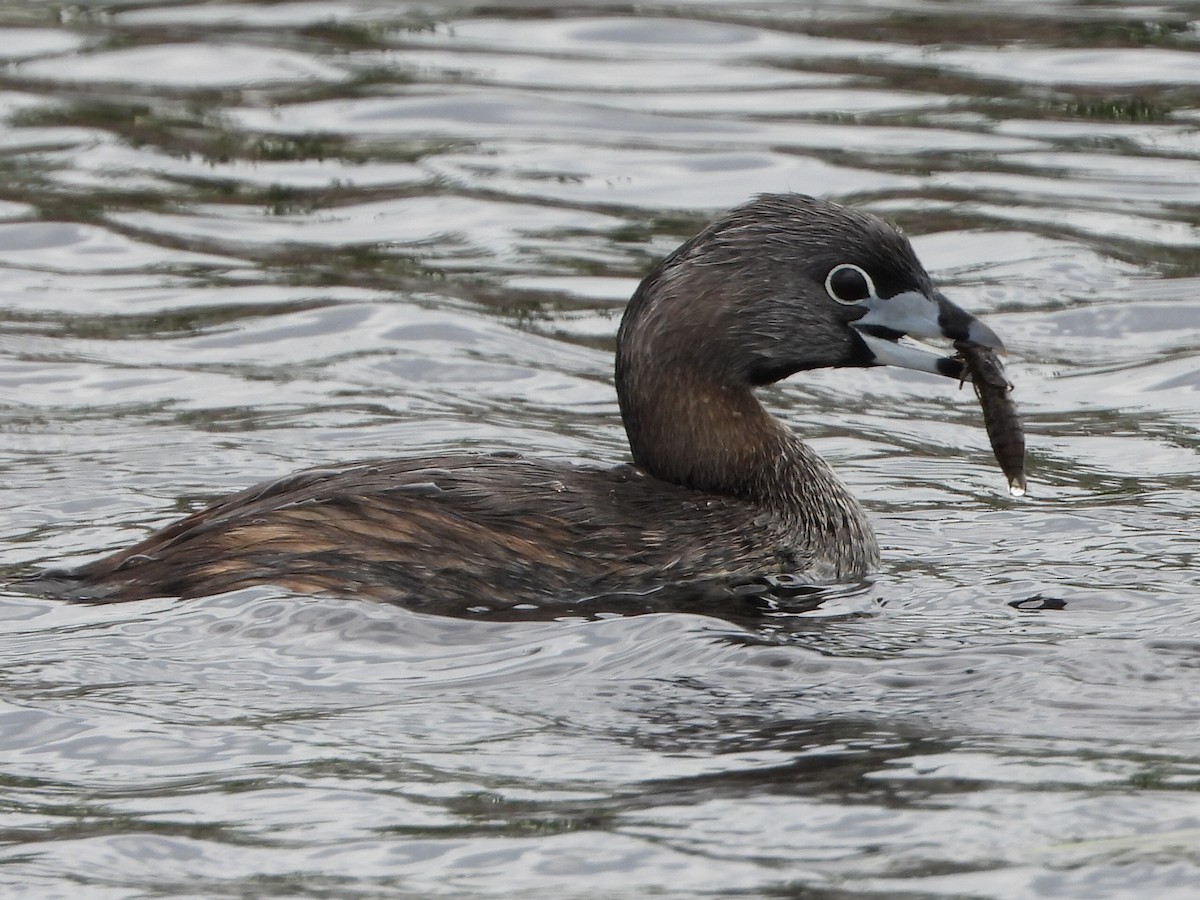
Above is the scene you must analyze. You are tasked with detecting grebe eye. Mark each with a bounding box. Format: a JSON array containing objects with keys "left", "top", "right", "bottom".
[{"left": 824, "top": 264, "right": 876, "bottom": 305}]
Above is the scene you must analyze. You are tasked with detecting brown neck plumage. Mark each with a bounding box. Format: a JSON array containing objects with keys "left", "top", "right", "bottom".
[
  {"left": 618, "top": 364, "right": 790, "bottom": 503},
  {"left": 616, "top": 352, "right": 879, "bottom": 579}
]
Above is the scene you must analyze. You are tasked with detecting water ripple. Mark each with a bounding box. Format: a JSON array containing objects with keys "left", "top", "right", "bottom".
[{"left": 2, "top": 2, "right": 1199, "bottom": 897}]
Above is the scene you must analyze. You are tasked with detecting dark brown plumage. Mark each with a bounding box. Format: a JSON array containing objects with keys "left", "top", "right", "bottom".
[
  {"left": 25, "top": 193, "right": 1008, "bottom": 613},
  {"left": 39, "top": 454, "right": 837, "bottom": 607}
]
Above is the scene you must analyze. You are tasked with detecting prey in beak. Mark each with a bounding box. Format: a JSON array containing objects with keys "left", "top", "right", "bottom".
[
  {"left": 851, "top": 288, "right": 1005, "bottom": 381},
  {"left": 849, "top": 286, "right": 1026, "bottom": 495}
]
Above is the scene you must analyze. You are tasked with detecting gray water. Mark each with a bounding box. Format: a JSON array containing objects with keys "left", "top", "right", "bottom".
[{"left": 2, "top": 2, "right": 1199, "bottom": 897}]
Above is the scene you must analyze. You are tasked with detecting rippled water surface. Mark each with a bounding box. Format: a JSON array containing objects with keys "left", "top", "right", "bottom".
[{"left": 2, "top": 2, "right": 1200, "bottom": 897}]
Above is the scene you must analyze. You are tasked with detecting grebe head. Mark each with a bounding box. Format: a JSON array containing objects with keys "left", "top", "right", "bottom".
[{"left": 617, "top": 192, "right": 1002, "bottom": 394}]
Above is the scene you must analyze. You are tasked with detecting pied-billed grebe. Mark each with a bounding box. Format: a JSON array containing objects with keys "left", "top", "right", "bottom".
[{"left": 30, "top": 193, "right": 1006, "bottom": 611}]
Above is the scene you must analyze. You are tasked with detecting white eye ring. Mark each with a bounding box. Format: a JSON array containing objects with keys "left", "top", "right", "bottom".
[{"left": 824, "top": 263, "right": 877, "bottom": 305}]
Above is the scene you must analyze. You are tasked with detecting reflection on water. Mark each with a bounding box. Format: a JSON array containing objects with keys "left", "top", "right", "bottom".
[{"left": 2, "top": 1, "right": 1200, "bottom": 897}]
